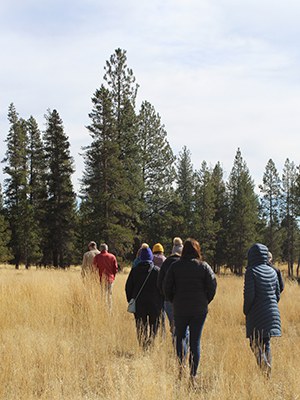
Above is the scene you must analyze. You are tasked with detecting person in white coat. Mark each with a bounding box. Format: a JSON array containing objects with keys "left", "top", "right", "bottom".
[{"left": 81, "top": 241, "right": 100, "bottom": 279}]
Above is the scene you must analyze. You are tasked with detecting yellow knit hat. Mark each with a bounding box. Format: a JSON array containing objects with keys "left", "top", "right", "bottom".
[{"left": 152, "top": 243, "right": 164, "bottom": 253}]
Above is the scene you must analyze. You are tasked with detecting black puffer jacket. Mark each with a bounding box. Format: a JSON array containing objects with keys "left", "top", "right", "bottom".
[
  {"left": 163, "top": 258, "right": 217, "bottom": 316},
  {"left": 243, "top": 243, "right": 281, "bottom": 338},
  {"left": 157, "top": 254, "right": 180, "bottom": 296},
  {"left": 125, "top": 262, "right": 163, "bottom": 316}
]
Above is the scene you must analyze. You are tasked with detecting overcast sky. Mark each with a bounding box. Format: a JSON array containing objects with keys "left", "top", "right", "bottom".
[{"left": 1, "top": 0, "right": 300, "bottom": 193}]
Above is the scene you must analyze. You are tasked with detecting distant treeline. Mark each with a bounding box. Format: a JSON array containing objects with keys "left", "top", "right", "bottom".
[{"left": 1, "top": 48, "right": 300, "bottom": 276}]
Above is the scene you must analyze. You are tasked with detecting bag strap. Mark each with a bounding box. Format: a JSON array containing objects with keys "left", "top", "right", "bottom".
[{"left": 135, "top": 266, "right": 153, "bottom": 301}]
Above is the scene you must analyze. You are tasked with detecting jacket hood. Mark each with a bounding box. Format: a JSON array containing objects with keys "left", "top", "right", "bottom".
[{"left": 247, "top": 243, "right": 269, "bottom": 268}]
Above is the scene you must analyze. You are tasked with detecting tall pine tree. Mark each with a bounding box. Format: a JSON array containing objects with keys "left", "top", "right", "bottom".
[
  {"left": 25, "top": 116, "right": 48, "bottom": 266},
  {"left": 259, "top": 159, "right": 282, "bottom": 260},
  {"left": 81, "top": 85, "right": 130, "bottom": 256},
  {"left": 175, "top": 146, "right": 195, "bottom": 240},
  {"left": 193, "top": 161, "right": 218, "bottom": 263},
  {"left": 43, "top": 109, "right": 76, "bottom": 267},
  {"left": 81, "top": 49, "right": 146, "bottom": 259},
  {"left": 295, "top": 164, "right": 300, "bottom": 277},
  {"left": 227, "top": 148, "right": 259, "bottom": 274},
  {"left": 137, "top": 100, "right": 176, "bottom": 243},
  {"left": 0, "top": 184, "right": 12, "bottom": 262},
  {"left": 281, "top": 158, "right": 298, "bottom": 276},
  {"left": 103, "top": 48, "right": 142, "bottom": 248},
  {"left": 210, "top": 162, "right": 229, "bottom": 272},
  {"left": 2, "top": 104, "right": 31, "bottom": 268}
]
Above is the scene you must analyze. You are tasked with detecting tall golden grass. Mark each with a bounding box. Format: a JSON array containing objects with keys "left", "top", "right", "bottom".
[{"left": 0, "top": 265, "right": 299, "bottom": 400}]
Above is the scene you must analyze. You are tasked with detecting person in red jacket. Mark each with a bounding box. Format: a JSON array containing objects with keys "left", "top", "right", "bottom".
[{"left": 93, "top": 243, "right": 118, "bottom": 310}]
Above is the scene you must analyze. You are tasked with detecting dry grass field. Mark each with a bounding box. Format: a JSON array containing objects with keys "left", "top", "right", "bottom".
[{"left": 0, "top": 264, "right": 299, "bottom": 400}]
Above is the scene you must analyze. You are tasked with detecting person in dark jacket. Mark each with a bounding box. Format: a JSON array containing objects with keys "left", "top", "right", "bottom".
[
  {"left": 157, "top": 237, "right": 183, "bottom": 337},
  {"left": 125, "top": 247, "right": 163, "bottom": 349},
  {"left": 163, "top": 238, "right": 217, "bottom": 382},
  {"left": 132, "top": 243, "right": 149, "bottom": 269},
  {"left": 243, "top": 243, "right": 281, "bottom": 376}
]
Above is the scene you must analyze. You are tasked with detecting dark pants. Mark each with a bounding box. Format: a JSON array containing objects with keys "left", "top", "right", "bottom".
[
  {"left": 174, "top": 312, "right": 207, "bottom": 377},
  {"left": 134, "top": 313, "right": 160, "bottom": 349},
  {"left": 250, "top": 332, "right": 272, "bottom": 372},
  {"left": 163, "top": 300, "right": 175, "bottom": 336}
]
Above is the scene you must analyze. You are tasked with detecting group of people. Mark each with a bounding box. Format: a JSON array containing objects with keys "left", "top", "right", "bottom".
[
  {"left": 82, "top": 238, "right": 283, "bottom": 384},
  {"left": 81, "top": 241, "right": 118, "bottom": 309}
]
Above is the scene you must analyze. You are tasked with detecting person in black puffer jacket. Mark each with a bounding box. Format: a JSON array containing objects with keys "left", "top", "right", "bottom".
[
  {"left": 243, "top": 243, "right": 281, "bottom": 376},
  {"left": 125, "top": 247, "right": 163, "bottom": 349},
  {"left": 163, "top": 238, "right": 217, "bottom": 382}
]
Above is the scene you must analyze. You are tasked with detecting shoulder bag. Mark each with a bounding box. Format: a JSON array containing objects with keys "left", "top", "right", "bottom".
[{"left": 127, "top": 266, "right": 153, "bottom": 313}]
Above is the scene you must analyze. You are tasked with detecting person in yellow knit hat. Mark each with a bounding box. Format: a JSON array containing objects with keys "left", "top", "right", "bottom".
[{"left": 152, "top": 243, "right": 166, "bottom": 269}]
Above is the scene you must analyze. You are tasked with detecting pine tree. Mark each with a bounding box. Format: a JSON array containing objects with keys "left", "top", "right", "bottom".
[
  {"left": 295, "top": 165, "right": 300, "bottom": 277},
  {"left": 193, "top": 161, "right": 218, "bottom": 263},
  {"left": 281, "top": 158, "right": 298, "bottom": 277},
  {"left": 104, "top": 48, "right": 139, "bottom": 123},
  {"left": 25, "top": 116, "right": 48, "bottom": 266},
  {"left": 2, "top": 104, "right": 30, "bottom": 268},
  {"left": 81, "top": 85, "right": 130, "bottom": 256},
  {"left": 0, "top": 184, "right": 12, "bottom": 262},
  {"left": 103, "top": 48, "right": 142, "bottom": 250},
  {"left": 259, "top": 159, "right": 282, "bottom": 260},
  {"left": 210, "top": 162, "right": 229, "bottom": 272},
  {"left": 0, "top": 214, "right": 11, "bottom": 263},
  {"left": 227, "top": 148, "right": 259, "bottom": 274},
  {"left": 175, "top": 146, "right": 195, "bottom": 239},
  {"left": 43, "top": 109, "right": 76, "bottom": 267},
  {"left": 27, "top": 117, "right": 47, "bottom": 207},
  {"left": 137, "top": 100, "right": 176, "bottom": 243}
]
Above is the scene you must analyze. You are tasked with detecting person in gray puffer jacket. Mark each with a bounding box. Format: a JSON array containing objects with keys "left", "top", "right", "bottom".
[{"left": 243, "top": 243, "right": 281, "bottom": 376}]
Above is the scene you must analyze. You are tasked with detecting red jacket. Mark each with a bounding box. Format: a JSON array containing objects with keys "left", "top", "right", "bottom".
[{"left": 93, "top": 250, "right": 118, "bottom": 283}]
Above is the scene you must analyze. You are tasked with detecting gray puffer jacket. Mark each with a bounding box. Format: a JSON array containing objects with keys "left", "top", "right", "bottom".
[{"left": 243, "top": 243, "right": 281, "bottom": 338}]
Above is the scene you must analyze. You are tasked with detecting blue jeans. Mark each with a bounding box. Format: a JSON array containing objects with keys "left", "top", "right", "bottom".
[{"left": 174, "top": 312, "right": 207, "bottom": 377}]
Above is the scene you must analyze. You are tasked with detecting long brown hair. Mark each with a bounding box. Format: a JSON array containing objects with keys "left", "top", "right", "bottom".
[{"left": 181, "top": 238, "right": 202, "bottom": 260}]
